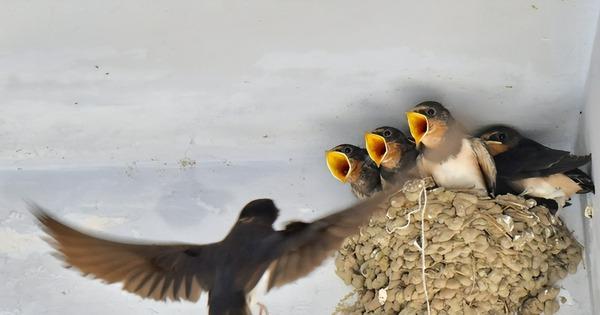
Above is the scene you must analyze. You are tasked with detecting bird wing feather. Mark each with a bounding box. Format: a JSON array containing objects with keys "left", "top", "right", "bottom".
[
  {"left": 564, "top": 168, "right": 595, "bottom": 194},
  {"left": 30, "top": 203, "right": 216, "bottom": 302},
  {"left": 495, "top": 139, "right": 591, "bottom": 179},
  {"left": 265, "top": 191, "right": 390, "bottom": 290},
  {"left": 471, "top": 137, "right": 497, "bottom": 194}
]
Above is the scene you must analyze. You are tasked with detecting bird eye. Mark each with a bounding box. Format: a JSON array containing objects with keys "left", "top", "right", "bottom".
[
  {"left": 426, "top": 108, "right": 436, "bottom": 116},
  {"left": 343, "top": 146, "right": 353, "bottom": 154},
  {"left": 498, "top": 133, "right": 506, "bottom": 142},
  {"left": 383, "top": 130, "right": 392, "bottom": 137}
]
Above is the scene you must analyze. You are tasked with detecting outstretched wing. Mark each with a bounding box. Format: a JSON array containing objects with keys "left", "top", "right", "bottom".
[
  {"left": 496, "top": 138, "right": 591, "bottom": 179},
  {"left": 265, "top": 191, "right": 390, "bottom": 290},
  {"left": 471, "top": 137, "right": 497, "bottom": 194},
  {"left": 30, "top": 204, "right": 217, "bottom": 302}
]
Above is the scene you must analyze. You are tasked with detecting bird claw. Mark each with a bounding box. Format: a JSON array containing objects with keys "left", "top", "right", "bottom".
[{"left": 257, "top": 302, "right": 269, "bottom": 315}]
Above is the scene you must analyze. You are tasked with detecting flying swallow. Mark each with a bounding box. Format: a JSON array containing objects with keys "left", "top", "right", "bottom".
[
  {"left": 326, "top": 144, "right": 382, "bottom": 199},
  {"left": 364, "top": 126, "right": 420, "bottom": 187},
  {"left": 30, "top": 195, "right": 388, "bottom": 315},
  {"left": 477, "top": 125, "right": 594, "bottom": 208},
  {"left": 406, "top": 101, "right": 496, "bottom": 193}
]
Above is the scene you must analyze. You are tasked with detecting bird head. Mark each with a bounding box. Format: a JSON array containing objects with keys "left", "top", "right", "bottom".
[
  {"left": 406, "top": 101, "right": 452, "bottom": 148},
  {"left": 325, "top": 144, "right": 368, "bottom": 183},
  {"left": 238, "top": 199, "right": 279, "bottom": 225},
  {"left": 476, "top": 125, "right": 522, "bottom": 156},
  {"left": 365, "top": 126, "right": 414, "bottom": 168}
]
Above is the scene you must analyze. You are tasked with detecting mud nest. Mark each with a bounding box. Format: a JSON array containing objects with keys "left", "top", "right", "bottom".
[{"left": 334, "top": 179, "right": 583, "bottom": 315}]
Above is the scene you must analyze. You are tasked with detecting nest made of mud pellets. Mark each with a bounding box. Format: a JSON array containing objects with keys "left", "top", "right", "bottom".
[{"left": 334, "top": 179, "right": 583, "bottom": 315}]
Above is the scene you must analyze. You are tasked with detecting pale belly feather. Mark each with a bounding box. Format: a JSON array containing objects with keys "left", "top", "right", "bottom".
[
  {"left": 422, "top": 139, "right": 486, "bottom": 190},
  {"left": 511, "top": 174, "right": 578, "bottom": 207}
]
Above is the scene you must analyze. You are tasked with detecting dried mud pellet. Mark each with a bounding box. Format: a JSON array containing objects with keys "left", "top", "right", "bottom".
[
  {"left": 436, "top": 288, "right": 457, "bottom": 299},
  {"left": 405, "top": 191, "right": 421, "bottom": 202},
  {"left": 364, "top": 295, "right": 382, "bottom": 312},
  {"left": 454, "top": 192, "right": 480, "bottom": 204},
  {"left": 426, "top": 203, "right": 446, "bottom": 219},
  {"left": 398, "top": 306, "right": 418, "bottom": 315},
  {"left": 335, "top": 269, "right": 353, "bottom": 284},
  {"left": 386, "top": 288, "right": 398, "bottom": 303},
  {"left": 497, "top": 214, "right": 515, "bottom": 233},
  {"left": 431, "top": 298, "right": 445, "bottom": 310},
  {"left": 476, "top": 199, "right": 497, "bottom": 209},
  {"left": 334, "top": 180, "right": 583, "bottom": 315},
  {"left": 436, "top": 190, "right": 456, "bottom": 203},
  {"left": 445, "top": 217, "right": 465, "bottom": 231},
  {"left": 432, "top": 229, "right": 457, "bottom": 242},
  {"left": 351, "top": 275, "right": 365, "bottom": 289},
  {"left": 540, "top": 261, "right": 549, "bottom": 272},
  {"left": 455, "top": 274, "right": 472, "bottom": 287},
  {"left": 390, "top": 195, "right": 407, "bottom": 208},
  {"left": 544, "top": 299, "right": 560, "bottom": 315},
  {"left": 445, "top": 278, "right": 460, "bottom": 290},
  {"left": 403, "top": 284, "right": 415, "bottom": 298},
  {"left": 460, "top": 227, "right": 481, "bottom": 243},
  {"left": 371, "top": 273, "right": 388, "bottom": 289},
  {"left": 360, "top": 290, "right": 374, "bottom": 304}
]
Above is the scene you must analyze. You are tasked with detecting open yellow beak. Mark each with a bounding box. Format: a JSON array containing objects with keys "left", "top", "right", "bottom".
[
  {"left": 365, "top": 133, "right": 387, "bottom": 167},
  {"left": 406, "top": 112, "right": 429, "bottom": 145},
  {"left": 325, "top": 151, "right": 352, "bottom": 182}
]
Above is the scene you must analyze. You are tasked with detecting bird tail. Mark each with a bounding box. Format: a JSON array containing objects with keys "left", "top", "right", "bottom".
[
  {"left": 564, "top": 168, "right": 595, "bottom": 194},
  {"left": 209, "top": 291, "right": 251, "bottom": 315}
]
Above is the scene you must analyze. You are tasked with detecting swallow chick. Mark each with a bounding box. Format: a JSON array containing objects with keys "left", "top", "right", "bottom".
[
  {"left": 326, "top": 144, "right": 382, "bottom": 199},
  {"left": 364, "top": 126, "right": 420, "bottom": 187},
  {"left": 31, "top": 195, "right": 388, "bottom": 315},
  {"left": 477, "top": 125, "right": 594, "bottom": 208},
  {"left": 493, "top": 174, "right": 565, "bottom": 212},
  {"left": 406, "top": 101, "right": 496, "bottom": 193}
]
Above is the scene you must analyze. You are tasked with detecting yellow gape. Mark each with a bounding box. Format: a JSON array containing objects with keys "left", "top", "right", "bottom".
[
  {"left": 325, "top": 151, "right": 352, "bottom": 182},
  {"left": 365, "top": 133, "right": 387, "bottom": 167},
  {"left": 406, "top": 112, "right": 429, "bottom": 145}
]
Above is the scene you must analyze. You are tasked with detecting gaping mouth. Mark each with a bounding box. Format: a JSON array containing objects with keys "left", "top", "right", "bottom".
[
  {"left": 406, "top": 112, "right": 429, "bottom": 145},
  {"left": 325, "top": 151, "right": 352, "bottom": 182},
  {"left": 365, "top": 133, "right": 387, "bottom": 167}
]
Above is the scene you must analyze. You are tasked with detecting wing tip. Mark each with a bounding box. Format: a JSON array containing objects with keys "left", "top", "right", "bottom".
[{"left": 25, "top": 201, "right": 55, "bottom": 226}]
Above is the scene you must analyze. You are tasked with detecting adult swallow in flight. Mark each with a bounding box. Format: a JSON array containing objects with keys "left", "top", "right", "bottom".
[
  {"left": 30, "top": 194, "right": 388, "bottom": 315},
  {"left": 364, "top": 126, "right": 420, "bottom": 187},
  {"left": 326, "top": 144, "right": 382, "bottom": 199},
  {"left": 477, "top": 125, "right": 594, "bottom": 208},
  {"left": 406, "top": 101, "right": 496, "bottom": 193}
]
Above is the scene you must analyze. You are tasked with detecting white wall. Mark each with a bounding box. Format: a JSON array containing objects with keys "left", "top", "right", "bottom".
[
  {"left": 581, "top": 9, "right": 600, "bottom": 314},
  {"left": 1, "top": 0, "right": 599, "bottom": 167},
  {"left": 1, "top": 1, "right": 599, "bottom": 314}
]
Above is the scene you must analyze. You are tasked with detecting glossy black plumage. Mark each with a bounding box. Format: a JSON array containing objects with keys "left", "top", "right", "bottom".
[
  {"left": 477, "top": 125, "right": 592, "bottom": 182},
  {"left": 30, "top": 195, "right": 388, "bottom": 314},
  {"left": 477, "top": 125, "right": 594, "bottom": 208},
  {"left": 494, "top": 138, "right": 590, "bottom": 180}
]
